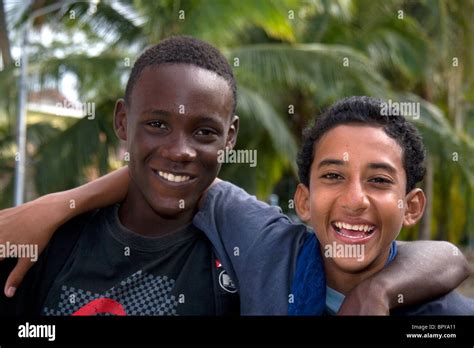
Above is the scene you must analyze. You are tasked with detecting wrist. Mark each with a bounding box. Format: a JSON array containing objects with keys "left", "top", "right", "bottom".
[
  {"left": 360, "top": 276, "right": 392, "bottom": 309},
  {"left": 24, "top": 194, "right": 64, "bottom": 233},
  {"left": 37, "top": 189, "right": 86, "bottom": 226}
]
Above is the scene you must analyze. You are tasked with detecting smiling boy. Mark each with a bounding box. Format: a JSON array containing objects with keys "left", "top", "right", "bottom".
[
  {"left": 192, "top": 96, "right": 473, "bottom": 314},
  {"left": 296, "top": 96, "right": 426, "bottom": 297},
  {"left": 293, "top": 96, "right": 474, "bottom": 314},
  {"left": 0, "top": 40, "right": 471, "bottom": 315},
  {"left": 1, "top": 36, "right": 241, "bottom": 316}
]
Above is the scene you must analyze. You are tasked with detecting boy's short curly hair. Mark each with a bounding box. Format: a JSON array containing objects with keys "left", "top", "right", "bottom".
[
  {"left": 297, "top": 96, "right": 426, "bottom": 193},
  {"left": 125, "top": 36, "right": 237, "bottom": 116}
]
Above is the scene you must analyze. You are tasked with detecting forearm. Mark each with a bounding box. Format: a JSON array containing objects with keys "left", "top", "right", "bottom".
[
  {"left": 37, "top": 166, "right": 130, "bottom": 225},
  {"left": 371, "top": 240, "right": 470, "bottom": 309}
]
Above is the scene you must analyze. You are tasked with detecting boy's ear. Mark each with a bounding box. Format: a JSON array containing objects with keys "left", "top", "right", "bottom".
[
  {"left": 225, "top": 115, "right": 239, "bottom": 149},
  {"left": 114, "top": 99, "right": 128, "bottom": 141},
  {"left": 294, "top": 183, "right": 311, "bottom": 222},
  {"left": 403, "top": 188, "right": 426, "bottom": 227}
]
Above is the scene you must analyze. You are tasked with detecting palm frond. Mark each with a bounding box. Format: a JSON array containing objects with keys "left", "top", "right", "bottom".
[
  {"left": 237, "top": 85, "right": 298, "bottom": 170},
  {"left": 229, "top": 43, "right": 389, "bottom": 100},
  {"left": 34, "top": 99, "right": 118, "bottom": 194},
  {"left": 178, "top": 0, "right": 297, "bottom": 45}
]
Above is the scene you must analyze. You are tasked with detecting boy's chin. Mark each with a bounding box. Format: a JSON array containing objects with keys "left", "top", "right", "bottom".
[
  {"left": 331, "top": 257, "right": 372, "bottom": 274},
  {"left": 149, "top": 198, "right": 195, "bottom": 218}
]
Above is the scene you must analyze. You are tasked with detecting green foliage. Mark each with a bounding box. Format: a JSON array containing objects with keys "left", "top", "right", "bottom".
[{"left": 1, "top": 0, "right": 473, "bottom": 246}]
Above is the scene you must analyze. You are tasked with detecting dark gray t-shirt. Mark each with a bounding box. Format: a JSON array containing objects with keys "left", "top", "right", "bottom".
[{"left": 1, "top": 204, "right": 239, "bottom": 316}]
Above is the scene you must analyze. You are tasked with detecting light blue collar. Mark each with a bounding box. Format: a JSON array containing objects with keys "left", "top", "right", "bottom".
[{"left": 325, "top": 241, "right": 398, "bottom": 315}]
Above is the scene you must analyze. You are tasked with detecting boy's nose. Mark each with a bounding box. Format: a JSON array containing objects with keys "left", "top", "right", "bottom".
[
  {"left": 159, "top": 135, "right": 197, "bottom": 162},
  {"left": 339, "top": 180, "right": 370, "bottom": 213}
]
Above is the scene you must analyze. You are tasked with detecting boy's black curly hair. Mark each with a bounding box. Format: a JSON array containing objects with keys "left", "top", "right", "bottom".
[
  {"left": 125, "top": 36, "right": 237, "bottom": 116},
  {"left": 297, "top": 96, "right": 426, "bottom": 193}
]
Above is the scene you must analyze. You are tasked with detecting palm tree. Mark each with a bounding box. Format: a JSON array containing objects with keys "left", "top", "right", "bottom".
[
  {"left": 1, "top": 0, "right": 473, "bottom": 248},
  {"left": 0, "top": 0, "right": 392, "bottom": 201},
  {"left": 291, "top": 0, "right": 474, "bottom": 245}
]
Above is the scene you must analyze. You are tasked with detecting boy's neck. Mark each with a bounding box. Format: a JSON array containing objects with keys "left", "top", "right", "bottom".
[
  {"left": 118, "top": 186, "right": 196, "bottom": 238},
  {"left": 323, "top": 247, "right": 391, "bottom": 295}
]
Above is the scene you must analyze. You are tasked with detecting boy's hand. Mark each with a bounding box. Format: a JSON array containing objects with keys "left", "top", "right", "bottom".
[
  {"left": 0, "top": 170, "right": 216, "bottom": 298},
  {"left": 337, "top": 278, "right": 390, "bottom": 315},
  {"left": 0, "top": 167, "right": 130, "bottom": 297},
  {"left": 337, "top": 241, "right": 469, "bottom": 315},
  {"left": 0, "top": 195, "right": 66, "bottom": 297}
]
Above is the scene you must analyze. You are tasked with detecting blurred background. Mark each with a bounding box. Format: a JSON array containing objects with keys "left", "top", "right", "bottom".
[{"left": 0, "top": 0, "right": 473, "bottom": 295}]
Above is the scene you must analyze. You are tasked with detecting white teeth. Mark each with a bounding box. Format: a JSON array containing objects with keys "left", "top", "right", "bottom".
[
  {"left": 336, "top": 230, "right": 364, "bottom": 239},
  {"left": 157, "top": 171, "right": 191, "bottom": 183},
  {"left": 334, "top": 221, "right": 375, "bottom": 232}
]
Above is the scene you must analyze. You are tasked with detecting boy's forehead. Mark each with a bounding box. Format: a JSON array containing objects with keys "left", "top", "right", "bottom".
[
  {"left": 129, "top": 64, "right": 233, "bottom": 117},
  {"left": 137, "top": 64, "right": 229, "bottom": 92},
  {"left": 313, "top": 124, "right": 404, "bottom": 169}
]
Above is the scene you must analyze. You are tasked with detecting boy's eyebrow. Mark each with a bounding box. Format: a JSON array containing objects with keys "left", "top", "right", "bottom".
[
  {"left": 367, "top": 162, "right": 397, "bottom": 174},
  {"left": 141, "top": 109, "right": 222, "bottom": 124},
  {"left": 317, "top": 158, "right": 346, "bottom": 169},
  {"left": 317, "top": 159, "right": 397, "bottom": 175},
  {"left": 196, "top": 116, "right": 223, "bottom": 125},
  {"left": 141, "top": 109, "right": 172, "bottom": 117}
]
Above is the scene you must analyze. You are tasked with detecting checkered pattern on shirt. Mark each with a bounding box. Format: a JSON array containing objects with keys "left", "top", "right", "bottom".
[{"left": 43, "top": 270, "right": 178, "bottom": 316}]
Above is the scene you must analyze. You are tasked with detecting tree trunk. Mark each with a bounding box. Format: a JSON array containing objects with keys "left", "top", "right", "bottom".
[
  {"left": 419, "top": 154, "right": 433, "bottom": 240},
  {"left": 0, "top": 0, "right": 12, "bottom": 67}
]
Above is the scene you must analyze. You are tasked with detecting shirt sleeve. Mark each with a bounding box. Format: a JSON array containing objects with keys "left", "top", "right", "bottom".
[{"left": 193, "top": 181, "right": 310, "bottom": 314}]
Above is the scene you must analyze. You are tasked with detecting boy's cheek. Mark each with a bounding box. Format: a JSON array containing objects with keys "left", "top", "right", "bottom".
[
  {"left": 378, "top": 210, "right": 405, "bottom": 245},
  {"left": 382, "top": 196, "right": 406, "bottom": 225},
  {"left": 310, "top": 196, "right": 332, "bottom": 238}
]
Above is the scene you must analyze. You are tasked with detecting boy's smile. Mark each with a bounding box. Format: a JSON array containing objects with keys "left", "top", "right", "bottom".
[
  {"left": 311, "top": 124, "right": 406, "bottom": 270},
  {"left": 330, "top": 218, "right": 377, "bottom": 244},
  {"left": 114, "top": 64, "right": 238, "bottom": 235},
  {"left": 296, "top": 124, "right": 425, "bottom": 293}
]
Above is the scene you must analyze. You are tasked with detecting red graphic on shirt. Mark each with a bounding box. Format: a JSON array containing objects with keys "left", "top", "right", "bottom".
[
  {"left": 215, "top": 260, "right": 222, "bottom": 268},
  {"left": 72, "top": 298, "right": 127, "bottom": 316}
]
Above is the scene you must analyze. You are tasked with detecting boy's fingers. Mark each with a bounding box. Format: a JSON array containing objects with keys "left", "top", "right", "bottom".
[{"left": 4, "top": 259, "right": 33, "bottom": 297}]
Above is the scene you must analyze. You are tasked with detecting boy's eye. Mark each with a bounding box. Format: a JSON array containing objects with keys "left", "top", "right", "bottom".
[
  {"left": 369, "top": 177, "right": 393, "bottom": 184},
  {"left": 321, "top": 173, "right": 344, "bottom": 180},
  {"left": 196, "top": 128, "right": 218, "bottom": 137},
  {"left": 147, "top": 121, "right": 167, "bottom": 129}
]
